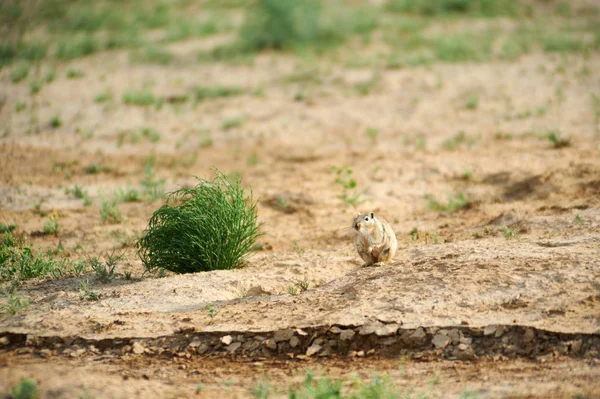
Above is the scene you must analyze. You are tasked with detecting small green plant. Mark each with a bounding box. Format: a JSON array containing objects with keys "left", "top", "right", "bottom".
[
  {"left": 89, "top": 251, "right": 123, "bottom": 283},
  {"left": 195, "top": 85, "right": 243, "bottom": 102},
  {"left": 130, "top": 45, "right": 174, "bottom": 65},
  {"left": 137, "top": 170, "right": 263, "bottom": 274},
  {"left": 50, "top": 115, "right": 62, "bottom": 128},
  {"left": 100, "top": 200, "right": 123, "bottom": 224},
  {"left": 72, "top": 260, "right": 87, "bottom": 277},
  {"left": 1, "top": 289, "right": 30, "bottom": 316},
  {"left": 574, "top": 214, "right": 582, "bottom": 223},
  {"left": 291, "top": 241, "right": 304, "bottom": 255},
  {"left": 10, "top": 378, "right": 37, "bottom": 399},
  {"left": 294, "top": 275, "right": 310, "bottom": 292},
  {"left": 45, "top": 68, "right": 56, "bottom": 83},
  {"left": 78, "top": 280, "right": 100, "bottom": 301},
  {"left": 85, "top": 163, "right": 103, "bottom": 174},
  {"left": 365, "top": 127, "right": 379, "bottom": 144},
  {"left": 29, "top": 79, "right": 43, "bottom": 94},
  {"left": 207, "top": 303, "right": 217, "bottom": 318},
  {"left": 10, "top": 64, "right": 29, "bottom": 83},
  {"left": 140, "top": 157, "right": 165, "bottom": 201},
  {"left": 94, "top": 89, "right": 113, "bottom": 103},
  {"left": 501, "top": 225, "right": 519, "bottom": 240},
  {"left": 409, "top": 227, "right": 419, "bottom": 241},
  {"left": 117, "top": 187, "right": 142, "bottom": 202},
  {"left": 442, "top": 131, "right": 476, "bottom": 151},
  {"left": 222, "top": 116, "right": 244, "bottom": 130},
  {"left": 547, "top": 130, "right": 570, "bottom": 148},
  {"left": 43, "top": 215, "right": 59, "bottom": 235},
  {"left": 427, "top": 193, "right": 471, "bottom": 213},
  {"left": 247, "top": 152, "right": 259, "bottom": 166},
  {"left": 123, "top": 89, "right": 156, "bottom": 106},
  {"left": 332, "top": 166, "right": 362, "bottom": 207},
  {"left": 465, "top": 94, "right": 478, "bottom": 110},
  {"left": 287, "top": 285, "right": 298, "bottom": 296},
  {"left": 251, "top": 379, "right": 271, "bottom": 399},
  {"left": 15, "top": 102, "right": 26, "bottom": 112},
  {"left": 66, "top": 68, "right": 85, "bottom": 79},
  {"left": 0, "top": 223, "right": 17, "bottom": 233}
]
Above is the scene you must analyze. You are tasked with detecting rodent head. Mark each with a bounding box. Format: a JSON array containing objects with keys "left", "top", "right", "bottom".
[{"left": 353, "top": 212, "right": 377, "bottom": 231}]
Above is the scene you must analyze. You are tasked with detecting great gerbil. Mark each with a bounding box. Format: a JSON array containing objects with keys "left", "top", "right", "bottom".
[{"left": 352, "top": 212, "right": 397, "bottom": 266}]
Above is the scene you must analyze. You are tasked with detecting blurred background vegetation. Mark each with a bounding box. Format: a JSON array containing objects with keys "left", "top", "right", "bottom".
[{"left": 1, "top": 0, "right": 598, "bottom": 69}]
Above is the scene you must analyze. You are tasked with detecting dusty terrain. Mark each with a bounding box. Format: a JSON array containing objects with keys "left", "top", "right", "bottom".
[{"left": 1, "top": 0, "right": 600, "bottom": 397}]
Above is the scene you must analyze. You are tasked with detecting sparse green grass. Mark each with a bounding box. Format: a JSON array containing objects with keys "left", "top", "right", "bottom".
[
  {"left": 365, "top": 127, "right": 379, "bottom": 144},
  {"left": 137, "top": 170, "right": 263, "bottom": 274},
  {"left": 0, "top": 224, "right": 17, "bottom": 234},
  {"left": 465, "top": 94, "right": 479, "bottom": 110},
  {"left": 442, "top": 132, "right": 477, "bottom": 151},
  {"left": 29, "top": 79, "right": 43, "bottom": 94},
  {"left": 94, "top": 88, "right": 113, "bottom": 103},
  {"left": 10, "top": 378, "right": 37, "bottom": 399},
  {"left": 0, "top": 234, "right": 73, "bottom": 282},
  {"left": 66, "top": 68, "right": 85, "bottom": 79},
  {"left": 89, "top": 251, "right": 123, "bottom": 283},
  {"left": 117, "top": 187, "right": 142, "bottom": 203},
  {"left": 123, "top": 89, "right": 156, "bottom": 106},
  {"left": 43, "top": 216, "right": 59, "bottom": 235},
  {"left": 547, "top": 130, "right": 570, "bottom": 148},
  {"left": 140, "top": 157, "right": 165, "bottom": 201},
  {"left": 385, "top": 0, "right": 527, "bottom": 17},
  {"left": 55, "top": 34, "right": 100, "bottom": 60},
  {"left": 130, "top": 45, "right": 174, "bottom": 65},
  {"left": 100, "top": 200, "right": 123, "bottom": 224},
  {"left": 501, "top": 225, "right": 519, "bottom": 240},
  {"left": 427, "top": 192, "right": 471, "bottom": 213},
  {"left": 50, "top": 115, "right": 62, "bottom": 128},
  {"left": 117, "top": 128, "right": 161, "bottom": 146},
  {"left": 543, "top": 34, "right": 585, "bottom": 53},
  {"left": 222, "top": 116, "right": 244, "bottom": 130},
  {"left": 1, "top": 289, "right": 30, "bottom": 316},
  {"left": 195, "top": 85, "right": 243, "bottom": 103},
  {"left": 10, "top": 64, "right": 29, "bottom": 83},
  {"left": 332, "top": 166, "right": 363, "bottom": 207},
  {"left": 78, "top": 280, "right": 100, "bottom": 301},
  {"left": 15, "top": 102, "right": 26, "bottom": 112}
]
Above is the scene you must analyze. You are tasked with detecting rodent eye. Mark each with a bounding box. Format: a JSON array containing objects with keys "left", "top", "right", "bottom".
[{"left": 365, "top": 217, "right": 369, "bottom": 221}]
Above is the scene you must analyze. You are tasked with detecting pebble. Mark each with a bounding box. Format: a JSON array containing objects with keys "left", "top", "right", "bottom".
[
  {"left": 306, "top": 344, "right": 321, "bottom": 357},
  {"left": 375, "top": 324, "right": 399, "bottom": 337},
  {"left": 0, "top": 336, "right": 9, "bottom": 346},
  {"left": 132, "top": 342, "right": 145, "bottom": 355},
  {"left": 359, "top": 323, "right": 383, "bottom": 335},
  {"left": 221, "top": 335, "right": 233, "bottom": 345},
  {"left": 227, "top": 342, "right": 241, "bottom": 353},
  {"left": 274, "top": 329, "right": 294, "bottom": 342},
  {"left": 290, "top": 336, "right": 300, "bottom": 348},
  {"left": 432, "top": 334, "right": 451, "bottom": 349},
  {"left": 339, "top": 330, "right": 355, "bottom": 341},
  {"left": 265, "top": 339, "right": 277, "bottom": 350}
]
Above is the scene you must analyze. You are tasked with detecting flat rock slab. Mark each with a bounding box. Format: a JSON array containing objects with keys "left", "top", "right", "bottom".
[{"left": 2, "top": 234, "right": 599, "bottom": 340}]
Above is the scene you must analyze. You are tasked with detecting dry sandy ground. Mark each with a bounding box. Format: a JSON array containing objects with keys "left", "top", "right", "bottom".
[{"left": 1, "top": 23, "right": 600, "bottom": 398}]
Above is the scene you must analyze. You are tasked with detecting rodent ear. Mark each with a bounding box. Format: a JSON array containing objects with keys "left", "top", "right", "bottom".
[
  {"left": 370, "top": 212, "right": 374, "bottom": 218},
  {"left": 356, "top": 212, "right": 361, "bottom": 216}
]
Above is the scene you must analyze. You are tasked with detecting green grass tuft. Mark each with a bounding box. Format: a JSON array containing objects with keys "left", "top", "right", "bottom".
[
  {"left": 10, "top": 63, "right": 29, "bottom": 83},
  {"left": 195, "top": 85, "right": 243, "bottom": 102},
  {"left": 10, "top": 378, "right": 37, "bottom": 399},
  {"left": 130, "top": 45, "right": 174, "bottom": 65},
  {"left": 427, "top": 192, "right": 472, "bottom": 212},
  {"left": 123, "top": 89, "right": 156, "bottom": 106},
  {"left": 137, "top": 170, "right": 263, "bottom": 274}
]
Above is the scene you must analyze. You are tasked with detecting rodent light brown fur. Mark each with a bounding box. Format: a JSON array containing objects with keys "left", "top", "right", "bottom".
[{"left": 352, "top": 212, "right": 398, "bottom": 266}]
